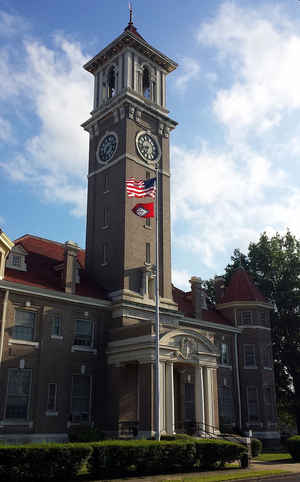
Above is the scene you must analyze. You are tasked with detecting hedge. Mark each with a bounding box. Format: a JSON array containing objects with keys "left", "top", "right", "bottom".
[
  {"left": 88, "top": 439, "right": 247, "bottom": 478},
  {"left": 0, "top": 442, "right": 92, "bottom": 482},
  {"left": 194, "top": 439, "right": 246, "bottom": 469},
  {"left": 251, "top": 438, "right": 263, "bottom": 457},
  {"left": 286, "top": 435, "right": 300, "bottom": 461},
  {"left": 0, "top": 438, "right": 247, "bottom": 480}
]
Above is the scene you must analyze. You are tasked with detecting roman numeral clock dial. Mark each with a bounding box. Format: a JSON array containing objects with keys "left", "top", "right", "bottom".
[{"left": 136, "top": 131, "right": 160, "bottom": 163}]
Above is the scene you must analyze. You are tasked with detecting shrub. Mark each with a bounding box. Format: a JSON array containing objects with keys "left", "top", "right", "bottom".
[
  {"left": 251, "top": 438, "right": 263, "bottom": 457},
  {"left": 0, "top": 442, "right": 92, "bottom": 482},
  {"left": 88, "top": 439, "right": 196, "bottom": 478},
  {"left": 194, "top": 439, "right": 247, "bottom": 469},
  {"left": 68, "top": 426, "right": 106, "bottom": 442},
  {"left": 286, "top": 435, "right": 300, "bottom": 461},
  {"left": 160, "top": 433, "right": 194, "bottom": 441}
]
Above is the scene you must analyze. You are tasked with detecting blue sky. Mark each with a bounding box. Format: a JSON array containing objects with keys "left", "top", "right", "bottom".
[{"left": 2, "top": 0, "right": 300, "bottom": 290}]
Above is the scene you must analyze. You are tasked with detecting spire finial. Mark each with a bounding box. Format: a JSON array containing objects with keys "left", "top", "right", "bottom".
[{"left": 129, "top": 2, "right": 133, "bottom": 25}]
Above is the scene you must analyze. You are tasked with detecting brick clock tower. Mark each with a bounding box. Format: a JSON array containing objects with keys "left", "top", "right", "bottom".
[{"left": 82, "top": 18, "right": 178, "bottom": 308}]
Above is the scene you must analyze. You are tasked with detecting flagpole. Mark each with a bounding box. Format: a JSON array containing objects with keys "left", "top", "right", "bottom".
[{"left": 155, "top": 162, "right": 160, "bottom": 441}]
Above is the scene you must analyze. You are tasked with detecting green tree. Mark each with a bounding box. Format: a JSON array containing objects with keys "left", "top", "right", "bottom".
[{"left": 225, "top": 232, "right": 300, "bottom": 432}]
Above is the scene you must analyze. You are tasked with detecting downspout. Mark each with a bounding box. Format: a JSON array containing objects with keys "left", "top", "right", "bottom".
[
  {"left": 234, "top": 308, "right": 242, "bottom": 430},
  {"left": 0, "top": 289, "right": 9, "bottom": 369}
]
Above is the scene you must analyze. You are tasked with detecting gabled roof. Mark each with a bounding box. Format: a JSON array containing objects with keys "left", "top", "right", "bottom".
[
  {"left": 172, "top": 286, "right": 233, "bottom": 326},
  {"left": 4, "top": 234, "right": 107, "bottom": 300},
  {"left": 220, "top": 267, "right": 266, "bottom": 304}
]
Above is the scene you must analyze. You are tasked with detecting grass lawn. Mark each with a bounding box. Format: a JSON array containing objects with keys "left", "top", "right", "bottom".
[
  {"left": 254, "top": 452, "right": 292, "bottom": 462},
  {"left": 162, "top": 469, "right": 291, "bottom": 481}
]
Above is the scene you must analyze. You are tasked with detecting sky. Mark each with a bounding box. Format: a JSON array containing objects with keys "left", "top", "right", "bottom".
[{"left": 2, "top": 0, "right": 300, "bottom": 291}]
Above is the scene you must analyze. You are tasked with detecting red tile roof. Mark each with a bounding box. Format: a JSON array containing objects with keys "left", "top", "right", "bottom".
[
  {"left": 172, "top": 286, "right": 233, "bottom": 326},
  {"left": 4, "top": 235, "right": 107, "bottom": 300},
  {"left": 221, "top": 268, "right": 266, "bottom": 304}
]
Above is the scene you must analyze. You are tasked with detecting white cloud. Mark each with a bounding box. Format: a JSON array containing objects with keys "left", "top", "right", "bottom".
[
  {"left": 0, "top": 29, "right": 92, "bottom": 217},
  {"left": 172, "top": 269, "right": 190, "bottom": 291},
  {"left": 174, "top": 57, "right": 201, "bottom": 91},
  {"left": 0, "top": 10, "right": 29, "bottom": 37},
  {"left": 197, "top": 2, "right": 300, "bottom": 140},
  {"left": 0, "top": 117, "right": 12, "bottom": 141}
]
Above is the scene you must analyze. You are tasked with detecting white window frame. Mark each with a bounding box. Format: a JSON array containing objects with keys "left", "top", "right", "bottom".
[
  {"left": 5, "top": 368, "right": 32, "bottom": 421},
  {"left": 73, "top": 319, "right": 94, "bottom": 348},
  {"left": 241, "top": 311, "right": 252, "bottom": 324},
  {"left": 220, "top": 342, "right": 231, "bottom": 366},
  {"left": 47, "top": 383, "right": 57, "bottom": 412},
  {"left": 246, "top": 386, "right": 259, "bottom": 423},
  {"left": 51, "top": 313, "right": 62, "bottom": 338},
  {"left": 244, "top": 344, "right": 257, "bottom": 368},
  {"left": 13, "top": 309, "right": 36, "bottom": 341},
  {"left": 70, "top": 374, "right": 92, "bottom": 424}
]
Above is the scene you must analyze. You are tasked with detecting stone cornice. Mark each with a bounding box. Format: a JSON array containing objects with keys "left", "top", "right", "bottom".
[
  {"left": 0, "top": 280, "right": 111, "bottom": 310},
  {"left": 216, "top": 301, "right": 273, "bottom": 311},
  {"left": 180, "top": 317, "right": 242, "bottom": 334},
  {"left": 83, "top": 31, "right": 177, "bottom": 75}
]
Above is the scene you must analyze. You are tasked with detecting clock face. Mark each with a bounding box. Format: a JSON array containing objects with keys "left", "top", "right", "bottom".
[
  {"left": 136, "top": 132, "right": 159, "bottom": 162},
  {"left": 97, "top": 133, "right": 118, "bottom": 163}
]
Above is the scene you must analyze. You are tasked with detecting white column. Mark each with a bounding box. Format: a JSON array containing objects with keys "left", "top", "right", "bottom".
[
  {"left": 159, "top": 361, "right": 166, "bottom": 434},
  {"left": 195, "top": 364, "right": 205, "bottom": 433},
  {"left": 156, "top": 70, "right": 161, "bottom": 106},
  {"left": 204, "top": 367, "right": 213, "bottom": 431},
  {"left": 124, "top": 51, "right": 131, "bottom": 89},
  {"left": 165, "top": 362, "right": 175, "bottom": 434},
  {"left": 118, "top": 55, "right": 122, "bottom": 93}
]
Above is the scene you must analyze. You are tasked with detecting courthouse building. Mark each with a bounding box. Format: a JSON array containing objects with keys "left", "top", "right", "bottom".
[{"left": 0, "top": 18, "right": 279, "bottom": 445}]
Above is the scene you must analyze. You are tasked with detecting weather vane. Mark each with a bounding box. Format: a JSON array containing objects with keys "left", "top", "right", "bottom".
[{"left": 129, "top": 2, "right": 133, "bottom": 25}]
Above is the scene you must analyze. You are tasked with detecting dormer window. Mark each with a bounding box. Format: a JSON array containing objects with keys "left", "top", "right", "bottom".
[
  {"left": 108, "top": 66, "right": 116, "bottom": 98},
  {"left": 142, "top": 66, "right": 150, "bottom": 98},
  {"left": 6, "top": 245, "right": 27, "bottom": 272}
]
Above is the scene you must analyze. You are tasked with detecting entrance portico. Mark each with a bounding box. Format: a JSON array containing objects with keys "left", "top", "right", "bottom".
[{"left": 106, "top": 327, "right": 219, "bottom": 437}]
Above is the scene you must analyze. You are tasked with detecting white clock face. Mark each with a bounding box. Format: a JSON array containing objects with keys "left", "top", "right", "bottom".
[
  {"left": 97, "top": 133, "right": 118, "bottom": 163},
  {"left": 136, "top": 132, "right": 159, "bottom": 163}
]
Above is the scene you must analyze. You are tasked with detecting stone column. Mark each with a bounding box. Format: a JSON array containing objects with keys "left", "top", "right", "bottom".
[
  {"left": 204, "top": 367, "right": 214, "bottom": 432},
  {"left": 194, "top": 364, "right": 205, "bottom": 433},
  {"left": 160, "top": 361, "right": 166, "bottom": 434},
  {"left": 165, "top": 362, "right": 175, "bottom": 434}
]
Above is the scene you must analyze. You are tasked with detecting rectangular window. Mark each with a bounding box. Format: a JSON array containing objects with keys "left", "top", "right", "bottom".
[
  {"left": 13, "top": 309, "right": 35, "bottom": 341},
  {"left": 263, "top": 346, "right": 272, "bottom": 368},
  {"left": 244, "top": 344, "right": 256, "bottom": 367},
  {"left": 241, "top": 311, "right": 252, "bottom": 324},
  {"left": 102, "top": 242, "right": 108, "bottom": 265},
  {"left": 259, "top": 311, "right": 266, "bottom": 323},
  {"left": 47, "top": 383, "right": 57, "bottom": 411},
  {"left": 220, "top": 343, "right": 231, "bottom": 365},
  {"left": 264, "top": 386, "right": 272, "bottom": 405},
  {"left": 104, "top": 174, "right": 109, "bottom": 192},
  {"left": 6, "top": 369, "right": 31, "bottom": 419},
  {"left": 12, "top": 255, "right": 21, "bottom": 267},
  {"left": 71, "top": 375, "right": 91, "bottom": 423},
  {"left": 219, "top": 386, "right": 234, "bottom": 424},
  {"left": 247, "top": 386, "right": 259, "bottom": 422},
  {"left": 74, "top": 319, "right": 93, "bottom": 347},
  {"left": 103, "top": 207, "right": 110, "bottom": 227},
  {"left": 51, "top": 314, "right": 61, "bottom": 337},
  {"left": 146, "top": 243, "right": 150, "bottom": 263},
  {"left": 145, "top": 217, "right": 151, "bottom": 227}
]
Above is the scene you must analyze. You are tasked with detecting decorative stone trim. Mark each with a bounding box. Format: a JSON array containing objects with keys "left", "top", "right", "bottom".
[
  {"left": 8, "top": 338, "right": 39, "bottom": 348},
  {"left": 71, "top": 345, "right": 97, "bottom": 354}
]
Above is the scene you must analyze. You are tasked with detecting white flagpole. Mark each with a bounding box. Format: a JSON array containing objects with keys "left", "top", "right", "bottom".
[{"left": 155, "top": 163, "right": 160, "bottom": 441}]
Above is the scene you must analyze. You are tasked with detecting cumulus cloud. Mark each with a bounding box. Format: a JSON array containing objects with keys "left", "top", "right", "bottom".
[
  {"left": 173, "top": 56, "right": 201, "bottom": 91},
  {"left": 172, "top": 269, "right": 191, "bottom": 291},
  {"left": 169, "top": 2, "right": 300, "bottom": 279},
  {"left": 0, "top": 27, "right": 92, "bottom": 217}
]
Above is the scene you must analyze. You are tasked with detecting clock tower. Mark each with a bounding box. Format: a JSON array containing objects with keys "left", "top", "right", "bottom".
[{"left": 82, "top": 18, "right": 177, "bottom": 307}]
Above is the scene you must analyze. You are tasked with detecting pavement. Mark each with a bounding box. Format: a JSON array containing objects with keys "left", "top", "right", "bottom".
[{"left": 100, "top": 459, "right": 300, "bottom": 482}]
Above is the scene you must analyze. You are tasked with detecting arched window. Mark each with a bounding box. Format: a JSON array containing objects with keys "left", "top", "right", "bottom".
[
  {"left": 142, "top": 66, "right": 150, "bottom": 98},
  {"left": 108, "top": 66, "right": 116, "bottom": 98}
]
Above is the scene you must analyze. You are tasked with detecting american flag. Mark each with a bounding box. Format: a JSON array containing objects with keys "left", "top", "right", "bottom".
[{"left": 126, "top": 177, "right": 156, "bottom": 198}]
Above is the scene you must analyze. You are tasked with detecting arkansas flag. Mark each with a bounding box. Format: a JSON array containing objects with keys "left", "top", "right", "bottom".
[{"left": 132, "top": 203, "right": 154, "bottom": 218}]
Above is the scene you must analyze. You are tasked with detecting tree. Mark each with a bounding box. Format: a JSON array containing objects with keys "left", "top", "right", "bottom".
[{"left": 225, "top": 231, "right": 300, "bottom": 432}]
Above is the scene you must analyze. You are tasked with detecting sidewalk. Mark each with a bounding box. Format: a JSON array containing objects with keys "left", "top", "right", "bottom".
[{"left": 101, "top": 459, "right": 300, "bottom": 482}]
